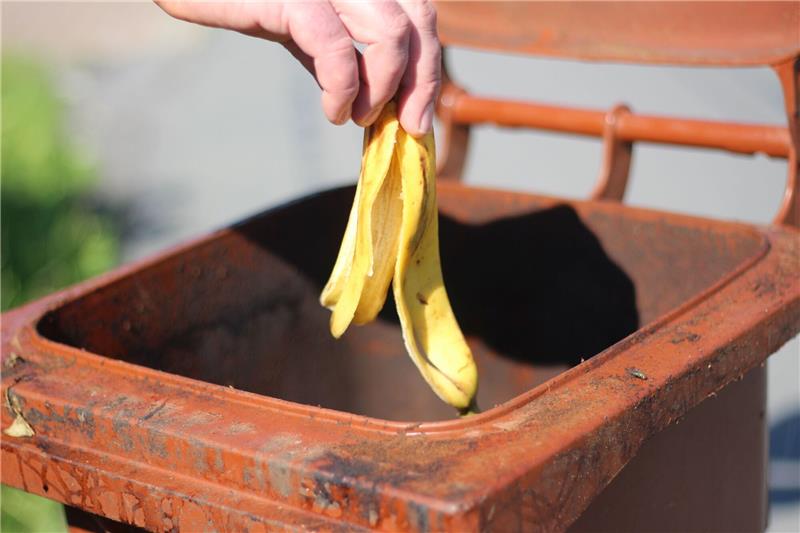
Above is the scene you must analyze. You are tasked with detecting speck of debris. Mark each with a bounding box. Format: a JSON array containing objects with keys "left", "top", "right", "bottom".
[
  {"left": 3, "top": 353, "right": 22, "bottom": 368},
  {"left": 4, "top": 414, "right": 34, "bottom": 438},
  {"left": 626, "top": 367, "right": 648, "bottom": 380}
]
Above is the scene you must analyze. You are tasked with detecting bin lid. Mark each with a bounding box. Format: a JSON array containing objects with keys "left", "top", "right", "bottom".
[{"left": 435, "top": 1, "right": 800, "bottom": 66}]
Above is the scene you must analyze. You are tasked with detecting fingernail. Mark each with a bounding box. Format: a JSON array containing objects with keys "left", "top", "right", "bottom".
[
  {"left": 335, "top": 106, "right": 351, "bottom": 125},
  {"left": 418, "top": 102, "right": 434, "bottom": 134},
  {"left": 362, "top": 105, "right": 382, "bottom": 126}
]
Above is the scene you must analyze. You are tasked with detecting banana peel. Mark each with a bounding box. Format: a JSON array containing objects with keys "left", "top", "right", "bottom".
[{"left": 320, "top": 103, "right": 478, "bottom": 414}]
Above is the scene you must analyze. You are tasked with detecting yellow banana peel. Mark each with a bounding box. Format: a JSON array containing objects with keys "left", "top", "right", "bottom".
[{"left": 320, "top": 103, "right": 478, "bottom": 413}]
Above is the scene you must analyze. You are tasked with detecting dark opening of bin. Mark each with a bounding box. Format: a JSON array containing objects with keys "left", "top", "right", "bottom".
[{"left": 38, "top": 185, "right": 764, "bottom": 421}]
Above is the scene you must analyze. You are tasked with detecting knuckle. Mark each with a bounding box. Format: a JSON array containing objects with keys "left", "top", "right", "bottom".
[
  {"left": 399, "top": 0, "right": 437, "bottom": 29},
  {"left": 416, "top": 0, "right": 438, "bottom": 29},
  {"left": 341, "top": 75, "right": 361, "bottom": 99},
  {"left": 320, "top": 41, "right": 359, "bottom": 97},
  {"left": 333, "top": 74, "right": 360, "bottom": 100},
  {"left": 384, "top": 12, "right": 412, "bottom": 42},
  {"left": 327, "top": 35, "right": 356, "bottom": 57}
]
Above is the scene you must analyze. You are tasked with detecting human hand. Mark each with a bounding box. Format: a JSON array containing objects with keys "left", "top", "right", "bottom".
[{"left": 156, "top": 0, "right": 441, "bottom": 136}]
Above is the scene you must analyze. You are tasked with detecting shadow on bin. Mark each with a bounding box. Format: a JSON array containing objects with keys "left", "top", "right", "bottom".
[{"left": 238, "top": 198, "right": 641, "bottom": 368}]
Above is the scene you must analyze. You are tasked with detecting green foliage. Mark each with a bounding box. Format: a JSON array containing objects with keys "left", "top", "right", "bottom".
[
  {"left": 0, "top": 485, "right": 67, "bottom": 533},
  {"left": 2, "top": 55, "right": 120, "bottom": 310},
  {"left": 1, "top": 54, "right": 121, "bottom": 532}
]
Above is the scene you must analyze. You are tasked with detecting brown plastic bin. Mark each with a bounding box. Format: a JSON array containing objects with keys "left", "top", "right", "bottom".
[{"left": 2, "top": 182, "right": 798, "bottom": 531}]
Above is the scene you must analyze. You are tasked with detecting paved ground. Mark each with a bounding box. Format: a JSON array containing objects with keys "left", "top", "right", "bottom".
[{"left": 4, "top": 3, "right": 798, "bottom": 530}]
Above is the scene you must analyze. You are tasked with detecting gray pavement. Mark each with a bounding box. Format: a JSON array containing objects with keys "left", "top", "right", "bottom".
[{"left": 4, "top": 2, "right": 798, "bottom": 530}]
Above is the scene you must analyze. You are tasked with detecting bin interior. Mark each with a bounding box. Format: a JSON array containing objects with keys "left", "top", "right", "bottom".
[{"left": 37, "top": 184, "right": 766, "bottom": 421}]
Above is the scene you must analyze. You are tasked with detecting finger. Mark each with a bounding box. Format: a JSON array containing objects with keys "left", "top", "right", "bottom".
[
  {"left": 286, "top": 1, "right": 359, "bottom": 124},
  {"left": 395, "top": 0, "right": 441, "bottom": 136},
  {"left": 155, "top": 1, "right": 284, "bottom": 39},
  {"left": 332, "top": 0, "right": 411, "bottom": 126}
]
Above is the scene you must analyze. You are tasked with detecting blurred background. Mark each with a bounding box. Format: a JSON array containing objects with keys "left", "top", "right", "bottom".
[{"left": 1, "top": 2, "right": 798, "bottom": 531}]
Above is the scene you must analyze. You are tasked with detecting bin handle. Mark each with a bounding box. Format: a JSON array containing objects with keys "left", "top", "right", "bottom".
[
  {"left": 436, "top": 54, "right": 799, "bottom": 228},
  {"left": 590, "top": 104, "right": 632, "bottom": 202},
  {"left": 774, "top": 58, "right": 799, "bottom": 227}
]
